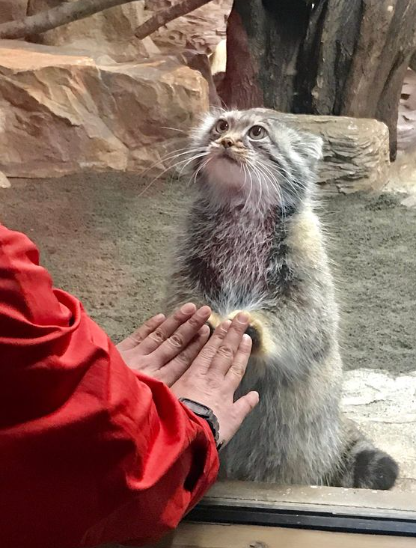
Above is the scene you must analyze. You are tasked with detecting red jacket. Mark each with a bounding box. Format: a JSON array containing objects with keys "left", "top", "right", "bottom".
[{"left": 0, "top": 225, "right": 219, "bottom": 548}]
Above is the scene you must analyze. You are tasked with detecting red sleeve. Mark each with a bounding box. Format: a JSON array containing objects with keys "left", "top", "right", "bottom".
[{"left": 0, "top": 225, "right": 219, "bottom": 548}]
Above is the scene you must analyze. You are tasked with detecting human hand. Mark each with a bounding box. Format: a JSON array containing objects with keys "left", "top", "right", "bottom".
[
  {"left": 117, "top": 303, "right": 211, "bottom": 387},
  {"left": 208, "top": 310, "right": 268, "bottom": 355},
  {"left": 171, "top": 312, "right": 260, "bottom": 448}
]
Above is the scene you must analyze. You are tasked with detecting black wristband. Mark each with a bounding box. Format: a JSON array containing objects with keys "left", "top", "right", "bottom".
[{"left": 179, "top": 398, "right": 222, "bottom": 451}]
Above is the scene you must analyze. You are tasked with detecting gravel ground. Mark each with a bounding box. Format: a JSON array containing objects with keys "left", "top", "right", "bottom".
[{"left": 1, "top": 173, "right": 415, "bottom": 376}]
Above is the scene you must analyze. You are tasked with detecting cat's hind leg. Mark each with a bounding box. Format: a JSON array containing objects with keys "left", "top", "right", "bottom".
[{"left": 335, "top": 418, "right": 399, "bottom": 490}]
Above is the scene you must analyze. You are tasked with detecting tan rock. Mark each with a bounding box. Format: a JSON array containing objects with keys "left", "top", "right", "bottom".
[
  {"left": 147, "top": 0, "right": 232, "bottom": 56},
  {"left": 0, "top": 1, "right": 28, "bottom": 24},
  {"left": 177, "top": 50, "right": 220, "bottom": 106},
  {"left": 278, "top": 114, "right": 391, "bottom": 194},
  {"left": 0, "top": 40, "right": 209, "bottom": 178},
  {"left": 27, "top": 0, "right": 159, "bottom": 62},
  {"left": 0, "top": 172, "right": 11, "bottom": 188},
  {"left": 25, "top": 0, "right": 231, "bottom": 62},
  {"left": 210, "top": 38, "right": 227, "bottom": 75}
]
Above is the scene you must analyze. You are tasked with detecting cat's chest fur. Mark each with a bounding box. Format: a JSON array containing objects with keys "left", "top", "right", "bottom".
[{"left": 185, "top": 205, "right": 278, "bottom": 310}]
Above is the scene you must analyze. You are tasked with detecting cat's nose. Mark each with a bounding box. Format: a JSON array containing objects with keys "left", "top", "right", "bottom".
[{"left": 221, "top": 138, "right": 234, "bottom": 149}]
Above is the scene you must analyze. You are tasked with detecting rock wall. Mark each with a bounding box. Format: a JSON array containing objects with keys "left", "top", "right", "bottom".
[
  {"left": 148, "top": 0, "right": 232, "bottom": 56},
  {"left": 25, "top": 0, "right": 232, "bottom": 62},
  {"left": 398, "top": 69, "right": 416, "bottom": 153},
  {"left": 0, "top": 40, "right": 209, "bottom": 178},
  {"left": 0, "top": 2, "right": 394, "bottom": 192},
  {"left": 27, "top": 0, "right": 159, "bottom": 62},
  {"left": 0, "top": 1, "right": 28, "bottom": 25},
  {"left": 279, "top": 114, "right": 391, "bottom": 194}
]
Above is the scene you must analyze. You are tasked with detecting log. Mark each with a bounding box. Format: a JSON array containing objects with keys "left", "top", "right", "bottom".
[{"left": 278, "top": 113, "right": 391, "bottom": 194}]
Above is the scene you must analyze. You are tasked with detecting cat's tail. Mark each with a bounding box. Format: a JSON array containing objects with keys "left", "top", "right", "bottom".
[{"left": 334, "top": 418, "right": 399, "bottom": 490}]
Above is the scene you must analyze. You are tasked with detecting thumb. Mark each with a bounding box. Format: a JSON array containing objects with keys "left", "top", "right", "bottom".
[
  {"left": 218, "top": 392, "right": 259, "bottom": 448},
  {"left": 224, "top": 391, "right": 259, "bottom": 443},
  {"left": 233, "top": 391, "right": 260, "bottom": 422}
]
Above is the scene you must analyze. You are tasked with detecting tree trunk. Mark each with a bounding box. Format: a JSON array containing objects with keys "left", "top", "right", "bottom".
[
  {"left": 221, "top": 0, "right": 416, "bottom": 160},
  {"left": 220, "top": 0, "right": 311, "bottom": 111}
]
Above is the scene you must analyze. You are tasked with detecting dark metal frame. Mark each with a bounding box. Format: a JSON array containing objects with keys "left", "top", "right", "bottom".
[{"left": 187, "top": 502, "right": 416, "bottom": 538}]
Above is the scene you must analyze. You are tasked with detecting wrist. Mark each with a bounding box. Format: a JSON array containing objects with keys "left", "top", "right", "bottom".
[{"left": 179, "top": 398, "right": 223, "bottom": 452}]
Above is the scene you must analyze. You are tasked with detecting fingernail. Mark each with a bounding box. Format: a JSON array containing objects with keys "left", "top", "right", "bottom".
[
  {"left": 154, "top": 313, "right": 165, "bottom": 321},
  {"left": 237, "top": 312, "right": 250, "bottom": 323},
  {"left": 222, "top": 320, "right": 232, "bottom": 330},
  {"left": 199, "top": 305, "right": 211, "bottom": 317},
  {"left": 200, "top": 325, "right": 210, "bottom": 336},
  {"left": 181, "top": 303, "right": 196, "bottom": 314},
  {"left": 242, "top": 334, "right": 252, "bottom": 345}
]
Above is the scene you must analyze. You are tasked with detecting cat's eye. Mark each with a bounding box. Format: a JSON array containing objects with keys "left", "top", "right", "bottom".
[
  {"left": 215, "top": 119, "right": 229, "bottom": 134},
  {"left": 248, "top": 125, "right": 267, "bottom": 140}
]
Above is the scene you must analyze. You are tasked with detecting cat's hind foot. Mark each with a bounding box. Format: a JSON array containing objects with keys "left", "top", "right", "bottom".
[
  {"left": 352, "top": 448, "right": 398, "bottom": 490},
  {"left": 337, "top": 440, "right": 399, "bottom": 490}
]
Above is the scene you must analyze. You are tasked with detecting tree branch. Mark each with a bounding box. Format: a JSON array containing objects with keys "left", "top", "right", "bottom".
[
  {"left": 0, "top": 0, "right": 139, "bottom": 40},
  {"left": 0, "top": 0, "right": 213, "bottom": 43},
  {"left": 135, "top": 0, "right": 211, "bottom": 40}
]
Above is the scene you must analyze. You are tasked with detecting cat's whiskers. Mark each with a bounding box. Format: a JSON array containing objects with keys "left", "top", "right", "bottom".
[
  {"left": 191, "top": 155, "right": 212, "bottom": 186},
  {"left": 239, "top": 161, "right": 255, "bottom": 214},
  {"left": 267, "top": 161, "right": 303, "bottom": 202},
  {"left": 245, "top": 158, "right": 264, "bottom": 212},
  {"left": 160, "top": 126, "right": 188, "bottom": 134},
  {"left": 137, "top": 149, "right": 208, "bottom": 198},
  {"left": 261, "top": 160, "right": 302, "bottom": 210},
  {"left": 253, "top": 160, "right": 282, "bottom": 211},
  {"left": 175, "top": 152, "right": 209, "bottom": 178},
  {"left": 138, "top": 145, "right": 206, "bottom": 179}
]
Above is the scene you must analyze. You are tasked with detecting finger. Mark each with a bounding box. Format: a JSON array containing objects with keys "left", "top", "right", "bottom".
[
  {"left": 233, "top": 391, "right": 260, "bottom": 423},
  {"left": 138, "top": 303, "right": 197, "bottom": 354},
  {"left": 116, "top": 313, "right": 165, "bottom": 351},
  {"left": 158, "top": 325, "right": 211, "bottom": 387},
  {"left": 154, "top": 306, "right": 212, "bottom": 364},
  {"left": 225, "top": 334, "right": 252, "bottom": 389},
  {"left": 193, "top": 320, "right": 232, "bottom": 372},
  {"left": 222, "top": 392, "right": 260, "bottom": 446},
  {"left": 210, "top": 312, "right": 250, "bottom": 375}
]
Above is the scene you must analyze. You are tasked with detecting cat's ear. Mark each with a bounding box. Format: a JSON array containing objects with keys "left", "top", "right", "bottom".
[{"left": 295, "top": 131, "right": 324, "bottom": 164}]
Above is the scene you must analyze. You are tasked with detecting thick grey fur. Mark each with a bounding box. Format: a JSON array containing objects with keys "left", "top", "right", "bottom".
[{"left": 165, "top": 108, "right": 398, "bottom": 489}]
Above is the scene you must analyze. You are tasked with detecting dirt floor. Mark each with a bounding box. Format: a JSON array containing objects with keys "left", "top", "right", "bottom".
[{"left": 1, "top": 173, "right": 415, "bottom": 376}]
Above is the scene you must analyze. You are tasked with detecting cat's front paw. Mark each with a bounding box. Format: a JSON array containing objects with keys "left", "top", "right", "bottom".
[
  {"left": 206, "top": 312, "right": 222, "bottom": 337},
  {"left": 227, "top": 310, "right": 267, "bottom": 355}
]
